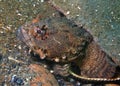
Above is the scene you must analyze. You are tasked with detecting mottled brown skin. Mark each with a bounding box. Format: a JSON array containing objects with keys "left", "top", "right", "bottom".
[
  {"left": 17, "top": 1, "right": 120, "bottom": 83},
  {"left": 33, "top": 26, "right": 89, "bottom": 62},
  {"left": 18, "top": 10, "right": 92, "bottom": 62},
  {"left": 70, "top": 40, "right": 120, "bottom": 82},
  {"left": 80, "top": 41, "right": 116, "bottom": 78}
]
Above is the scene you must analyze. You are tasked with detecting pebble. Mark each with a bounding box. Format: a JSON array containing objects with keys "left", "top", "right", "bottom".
[
  {"left": 118, "top": 53, "right": 120, "bottom": 56},
  {"left": 17, "top": 13, "right": 22, "bottom": 16},
  {"left": 11, "top": 75, "right": 24, "bottom": 85},
  {"left": 18, "top": 45, "right": 22, "bottom": 50},
  {"left": 69, "top": 78, "right": 75, "bottom": 83},
  {"left": 16, "top": 78, "right": 24, "bottom": 85},
  {"left": 0, "top": 31, "right": 4, "bottom": 33},
  {"left": 14, "top": 44, "right": 17, "bottom": 47},
  {"left": 77, "top": 6, "right": 81, "bottom": 10},
  {"left": 8, "top": 50, "right": 12, "bottom": 52},
  {"left": 50, "top": 70, "right": 54, "bottom": 73},
  {"left": 3, "top": 83, "right": 7, "bottom": 86},
  {"left": 41, "top": 0, "right": 44, "bottom": 2},
  {"left": 66, "top": 11, "right": 70, "bottom": 15},
  {"left": 62, "top": 55, "right": 66, "bottom": 60},
  {"left": 43, "top": 64, "right": 47, "bottom": 68},
  {"left": 76, "top": 81, "right": 81, "bottom": 86},
  {"left": 54, "top": 58, "right": 60, "bottom": 62},
  {"left": 11, "top": 75, "right": 17, "bottom": 82}
]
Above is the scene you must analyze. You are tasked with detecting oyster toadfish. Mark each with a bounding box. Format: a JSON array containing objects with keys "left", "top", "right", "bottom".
[{"left": 17, "top": 1, "right": 120, "bottom": 83}]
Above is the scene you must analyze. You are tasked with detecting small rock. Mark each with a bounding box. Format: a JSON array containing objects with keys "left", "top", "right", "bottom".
[
  {"left": 18, "top": 45, "right": 22, "bottom": 50},
  {"left": 76, "top": 81, "right": 81, "bottom": 86},
  {"left": 16, "top": 78, "right": 24, "bottom": 85},
  {"left": 11, "top": 75, "right": 24, "bottom": 85},
  {"left": 54, "top": 58, "right": 60, "bottom": 62},
  {"left": 29, "top": 64, "right": 59, "bottom": 86},
  {"left": 77, "top": 6, "right": 81, "bottom": 10},
  {"left": 41, "top": 0, "right": 44, "bottom": 2},
  {"left": 50, "top": 70, "right": 54, "bottom": 73},
  {"left": 69, "top": 78, "right": 75, "bottom": 83},
  {"left": 66, "top": 11, "right": 70, "bottom": 15}
]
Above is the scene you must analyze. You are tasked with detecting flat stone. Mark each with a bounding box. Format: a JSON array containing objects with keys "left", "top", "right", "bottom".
[{"left": 29, "top": 64, "right": 59, "bottom": 86}]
